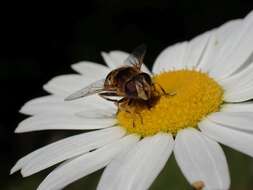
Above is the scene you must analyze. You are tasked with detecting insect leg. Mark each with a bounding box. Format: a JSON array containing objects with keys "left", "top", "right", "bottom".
[
  {"left": 131, "top": 113, "right": 143, "bottom": 128},
  {"left": 98, "top": 92, "right": 119, "bottom": 102},
  {"left": 117, "top": 98, "right": 131, "bottom": 113},
  {"left": 156, "top": 83, "right": 167, "bottom": 95},
  {"left": 127, "top": 99, "right": 133, "bottom": 106},
  {"left": 118, "top": 97, "right": 128, "bottom": 103},
  {"left": 156, "top": 83, "right": 176, "bottom": 96},
  {"left": 99, "top": 91, "right": 119, "bottom": 97},
  {"left": 146, "top": 99, "right": 152, "bottom": 109},
  {"left": 132, "top": 119, "right": 136, "bottom": 128}
]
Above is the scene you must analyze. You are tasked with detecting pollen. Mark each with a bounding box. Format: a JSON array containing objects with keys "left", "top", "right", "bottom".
[{"left": 117, "top": 69, "right": 224, "bottom": 137}]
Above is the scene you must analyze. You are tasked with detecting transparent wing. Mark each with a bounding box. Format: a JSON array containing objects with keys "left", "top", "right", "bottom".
[
  {"left": 65, "top": 79, "right": 105, "bottom": 101},
  {"left": 123, "top": 44, "right": 147, "bottom": 69}
]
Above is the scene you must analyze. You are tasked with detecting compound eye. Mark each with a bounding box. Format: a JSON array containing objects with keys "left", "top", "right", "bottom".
[{"left": 125, "top": 79, "right": 138, "bottom": 98}]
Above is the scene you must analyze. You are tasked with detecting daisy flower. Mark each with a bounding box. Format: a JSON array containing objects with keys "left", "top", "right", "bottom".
[{"left": 11, "top": 10, "right": 253, "bottom": 190}]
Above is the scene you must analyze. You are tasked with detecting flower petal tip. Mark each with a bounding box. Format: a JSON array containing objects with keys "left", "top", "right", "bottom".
[
  {"left": 19, "top": 104, "right": 28, "bottom": 115},
  {"left": 101, "top": 51, "right": 107, "bottom": 57},
  {"left": 10, "top": 167, "right": 17, "bottom": 175},
  {"left": 14, "top": 123, "right": 25, "bottom": 133},
  {"left": 10, "top": 161, "right": 23, "bottom": 175}
]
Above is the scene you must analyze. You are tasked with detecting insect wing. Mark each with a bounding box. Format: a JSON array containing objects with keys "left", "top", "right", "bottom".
[
  {"left": 123, "top": 44, "right": 147, "bottom": 69},
  {"left": 65, "top": 79, "right": 105, "bottom": 101}
]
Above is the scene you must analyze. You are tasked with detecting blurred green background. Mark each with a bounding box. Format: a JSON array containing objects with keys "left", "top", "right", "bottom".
[{"left": 2, "top": 0, "right": 253, "bottom": 189}]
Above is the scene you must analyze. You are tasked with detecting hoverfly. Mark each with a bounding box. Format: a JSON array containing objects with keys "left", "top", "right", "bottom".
[{"left": 65, "top": 45, "right": 158, "bottom": 111}]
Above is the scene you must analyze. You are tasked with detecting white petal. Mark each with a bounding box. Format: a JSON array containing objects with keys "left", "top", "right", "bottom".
[
  {"left": 152, "top": 42, "right": 188, "bottom": 73},
  {"left": 43, "top": 74, "right": 96, "bottom": 96},
  {"left": 15, "top": 114, "right": 116, "bottom": 133},
  {"left": 210, "top": 11, "right": 253, "bottom": 79},
  {"left": 75, "top": 107, "right": 116, "bottom": 119},
  {"left": 73, "top": 95, "right": 115, "bottom": 109},
  {"left": 174, "top": 128, "right": 230, "bottom": 190},
  {"left": 183, "top": 31, "right": 211, "bottom": 69},
  {"left": 97, "top": 133, "right": 174, "bottom": 190},
  {"left": 20, "top": 95, "right": 61, "bottom": 115},
  {"left": 153, "top": 31, "right": 211, "bottom": 74},
  {"left": 224, "top": 86, "right": 253, "bottom": 102},
  {"left": 199, "top": 119, "right": 253, "bottom": 157},
  {"left": 197, "top": 20, "right": 242, "bottom": 76},
  {"left": 20, "top": 96, "right": 84, "bottom": 115},
  {"left": 22, "top": 128, "right": 125, "bottom": 176},
  {"left": 109, "top": 50, "right": 129, "bottom": 65},
  {"left": 101, "top": 51, "right": 117, "bottom": 69},
  {"left": 20, "top": 94, "right": 116, "bottom": 116},
  {"left": 221, "top": 102, "right": 253, "bottom": 112},
  {"left": 219, "top": 61, "right": 253, "bottom": 102},
  {"left": 37, "top": 134, "right": 140, "bottom": 190},
  {"left": 208, "top": 112, "right": 253, "bottom": 132},
  {"left": 219, "top": 62, "right": 253, "bottom": 92},
  {"left": 71, "top": 61, "right": 110, "bottom": 79},
  {"left": 11, "top": 127, "right": 125, "bottom": 176},
  {"left": 201, "top": 11, "right": 253, "bottom": 79}
]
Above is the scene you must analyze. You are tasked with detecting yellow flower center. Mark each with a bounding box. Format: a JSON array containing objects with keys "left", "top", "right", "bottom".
[{"left": 117, "top": 70, "right": 224, "bottom": 137}]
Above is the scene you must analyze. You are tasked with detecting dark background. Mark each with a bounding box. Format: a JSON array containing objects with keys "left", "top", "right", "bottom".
[{"left": 2, "top": 0, "right": 253, "bottom": 189}]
